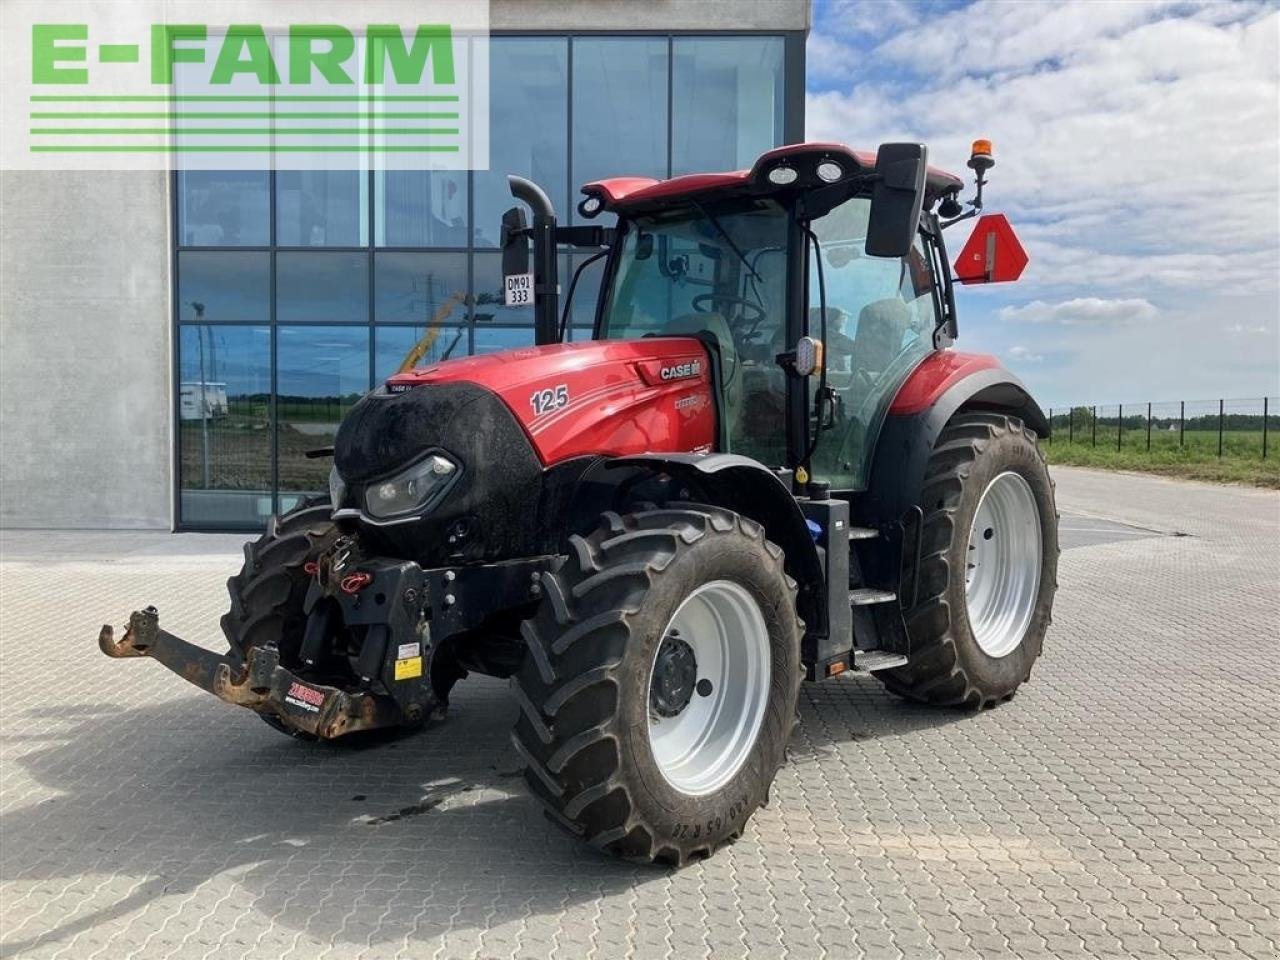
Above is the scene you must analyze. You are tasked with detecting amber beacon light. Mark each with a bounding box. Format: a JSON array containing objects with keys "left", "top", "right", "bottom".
[{"left": 968, "top": 139, "right": 994, "bottom": 172}]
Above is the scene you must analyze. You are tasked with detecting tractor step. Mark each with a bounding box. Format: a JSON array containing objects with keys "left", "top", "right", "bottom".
[
  {"left": 849, "top": 588, "right": 897, "bottom": 606},
  {"left": 847, "top": 526, "right": 879, "bottom": 541},
  {"left": 853, "top": 649, "right": 909, "bottom": 672}
]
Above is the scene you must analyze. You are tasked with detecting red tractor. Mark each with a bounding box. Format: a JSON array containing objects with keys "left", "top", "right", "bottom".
[{"left": 100, "top": 140, "right": 1057, "bottom": 865}]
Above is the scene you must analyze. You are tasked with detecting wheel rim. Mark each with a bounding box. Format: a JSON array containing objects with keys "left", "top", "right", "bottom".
[
  {"left": 647, "top": 580, "right": 771, "bottom": 796},
  {"left": 964, "top": 471, "right": 1043, "bottom": 659}
]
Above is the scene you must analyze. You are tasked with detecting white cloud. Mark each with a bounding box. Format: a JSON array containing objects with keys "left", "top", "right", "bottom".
[
  {"left": 1226, "top": 322, "right": 1271, "bottom": 336},
  {"left": 814, "top": 0, "right": 922, "bottom": 39},
  {"left": 998, "top": 297, "right": 1159, "bottom": 326},
  {"left": 1007, "top": 345, "right": 1044, "bottom": 363},
  {"left": 806, "top": 0, "right": 1280, "bottom": 400},
  {"left": 807, "top": 1, "right": 1279, "bottom": 260},
  {"left": 806, "top": 33, "right": 860, "bottom": 85}
]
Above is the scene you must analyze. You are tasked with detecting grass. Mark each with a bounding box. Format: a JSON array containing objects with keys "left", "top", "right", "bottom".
[{"left": 1045, "top": 430, "right": 1278, "bottom": 488}]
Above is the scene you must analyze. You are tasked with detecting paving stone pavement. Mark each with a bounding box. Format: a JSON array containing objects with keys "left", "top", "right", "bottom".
[{"left": 0, "top": 466, "right": 1276, "bottom": 960}]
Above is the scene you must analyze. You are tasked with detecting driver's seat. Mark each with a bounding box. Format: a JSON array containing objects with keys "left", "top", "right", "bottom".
[{"left": 853, "top": 298, "right": 910, "bottom": 377}]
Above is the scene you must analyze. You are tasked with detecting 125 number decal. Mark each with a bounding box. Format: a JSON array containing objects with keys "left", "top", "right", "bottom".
[{"left": 530, "top": 384, "right": 569, "bottom": 416}]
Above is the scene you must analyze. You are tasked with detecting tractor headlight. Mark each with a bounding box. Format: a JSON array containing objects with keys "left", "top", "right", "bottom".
[
  {"left": 328, "top": 464, "right": 347, "bottom": 508},
  {"left": 363, "top": 453, "right": 459, "bottom": 520}
]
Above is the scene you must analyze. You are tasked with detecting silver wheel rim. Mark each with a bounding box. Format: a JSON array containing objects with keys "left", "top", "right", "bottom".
[
  {"left": 647, "top": 580, "right": 771, "bottom": 796},
  {"left": 965, "top": 471, "right": 1043, "bottom": 659}
]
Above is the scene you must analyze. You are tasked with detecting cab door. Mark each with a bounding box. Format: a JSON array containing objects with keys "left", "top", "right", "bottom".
[{"left": 806, "top": 197, "right": 941, "bottom": 490}]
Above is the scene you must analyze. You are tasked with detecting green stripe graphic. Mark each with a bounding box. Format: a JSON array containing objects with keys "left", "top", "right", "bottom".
[
  {"left": 30, "top": 128, "right": 459, "bottom": 136},
  {"left": 30, "top": 145, "right": 462, "bottom": 152},
  {"left": 30, "top": 112, "right": 459, "bottom": 120},
  {"left": 30, "top": 95, "right": 460, "bottom": 103}
]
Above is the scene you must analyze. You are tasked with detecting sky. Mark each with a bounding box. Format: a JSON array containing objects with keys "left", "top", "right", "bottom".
[{"left": 806, "top": 0, "right": 1280, "bottom": 408}]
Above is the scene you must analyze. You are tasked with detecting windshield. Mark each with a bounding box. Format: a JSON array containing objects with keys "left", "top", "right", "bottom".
[{"left": 599, "top": 200, "right": 790, "bottom": 464}]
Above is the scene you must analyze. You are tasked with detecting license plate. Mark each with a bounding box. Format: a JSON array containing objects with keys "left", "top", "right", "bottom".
[{"left": 504, "top": 272, "right": 533, "bottom": 306}]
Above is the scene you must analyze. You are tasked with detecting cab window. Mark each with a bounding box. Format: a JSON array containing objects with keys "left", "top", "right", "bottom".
[
  {"left": 807, "top": 197, "right": 939, "bottom": 490},
  {"left": 599, "top": 202, "right": 790, "bottom": 466}
]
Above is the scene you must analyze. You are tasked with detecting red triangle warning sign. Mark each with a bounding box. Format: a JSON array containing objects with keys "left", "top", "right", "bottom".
[{"left": 953, "top": 214, "right": 1028, "bottom": 285}]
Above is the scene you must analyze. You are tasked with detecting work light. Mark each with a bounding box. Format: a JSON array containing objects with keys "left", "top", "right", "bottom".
[{"left": 767, "top": 165, "right": 798, "bottom": 185}]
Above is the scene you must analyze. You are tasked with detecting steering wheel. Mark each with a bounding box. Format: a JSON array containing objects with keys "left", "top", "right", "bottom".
[{"left": 692, "top": 293, "right": 766, "bottom": 328}]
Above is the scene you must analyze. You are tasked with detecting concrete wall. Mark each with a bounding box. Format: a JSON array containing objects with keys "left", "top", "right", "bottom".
[{"left": 0, "top": 171, "right": 172, "bottom": 528}]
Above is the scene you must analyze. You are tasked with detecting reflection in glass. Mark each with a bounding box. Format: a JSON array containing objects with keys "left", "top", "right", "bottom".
[
  {"left": 672, "top": 38, "right": 785, "bottom": 175},
  {"left": 572, "top": 39, "right": 668, "bottom": 208},
  {"left": 178, "top": 325, "right": 272, "bottom": 527},
  {"left": 277, "top": 252, "right": 369, "bottom": 324},
  {"left": 374, "top": 253, "right": 469, "bottom": 376},
  {"left": 472, "top": 252, "right": 532, "bottom": 328},
  {"left": 276, "top": 170, "right": 369, "bottom": 246},
  {"left": 177, "top": 171, "right": 270, "bottom": 246},
  {"left": 474, "top": 326, "right": 535, "bottom": 355},
  {"left": 376, "top": 171, "right": 469, "bottom": 248},
  {"left": 375, "top": 324, "right": 468, "bottom": 379},
  {"left": 563, "top": 252, "right": 605, "bottom": 337},
  {"left": 277, "top": 326, "right": 370, "bottom": 495},
  {"left": 374, "top": 252, "right": 468, "bottom": 325},
  {"left": 475, "top": 38, "right": 568, "bottom": 246},
  {"left": 177, "top": 252, "right": 270, "bottom": 323}
]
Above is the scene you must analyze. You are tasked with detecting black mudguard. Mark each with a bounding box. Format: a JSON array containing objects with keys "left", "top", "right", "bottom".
[
  {"left": 600, "top": 453, "right": 826, "bottom": 636},
  {"left": 856, "top": 367, "right": 1048, "bottom": 588}
]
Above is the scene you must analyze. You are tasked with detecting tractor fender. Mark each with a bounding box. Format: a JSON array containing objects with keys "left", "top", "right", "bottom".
[
  {"left": 600, "top": 453, "right": 825, "bottom": 630},
  {"left": 861, "top": 352, "right": 1048, "bottom": 529}
]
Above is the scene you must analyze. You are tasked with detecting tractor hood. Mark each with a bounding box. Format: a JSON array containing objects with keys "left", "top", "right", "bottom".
[{"left": 383, "top": 338, "right": 716, "bottom": 466}]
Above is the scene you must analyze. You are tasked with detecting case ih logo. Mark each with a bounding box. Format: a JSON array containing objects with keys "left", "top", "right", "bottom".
[{"left": 660, "top": 360, "right": 702, "bottom": 381}]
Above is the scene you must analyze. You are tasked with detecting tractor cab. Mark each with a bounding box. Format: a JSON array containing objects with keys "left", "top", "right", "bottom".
[{"left": 501, "top": 141, "right": 992, "bottom": 492}]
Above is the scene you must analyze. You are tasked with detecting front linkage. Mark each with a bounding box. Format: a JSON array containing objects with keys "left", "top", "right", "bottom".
[
  {"left": 98, "top": 536, "right": 559, "bottom": 739},
  {"left": 99, "top": 608, "right": 405, "bottom": 738}
]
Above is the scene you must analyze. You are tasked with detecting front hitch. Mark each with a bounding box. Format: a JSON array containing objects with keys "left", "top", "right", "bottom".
[{"left": 98, "top": 607, "right": 410, "bottom": 739}]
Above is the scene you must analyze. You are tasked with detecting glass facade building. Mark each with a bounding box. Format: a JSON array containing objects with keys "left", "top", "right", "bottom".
[{"left": 174, "top": 34, "right": 802, "bottom": 529}]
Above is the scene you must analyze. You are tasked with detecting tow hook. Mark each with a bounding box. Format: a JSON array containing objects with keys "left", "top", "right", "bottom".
[{"left": 97, "top": 607, "right": 407, "bottom": 739}]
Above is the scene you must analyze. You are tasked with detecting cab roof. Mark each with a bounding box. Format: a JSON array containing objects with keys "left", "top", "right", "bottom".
[{"left": 582, "top": 142, "right": 964, "bottom": 215}]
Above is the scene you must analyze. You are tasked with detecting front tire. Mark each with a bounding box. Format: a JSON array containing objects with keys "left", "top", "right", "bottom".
[
  {"left": 880, "top": 413, "right": 1058, "bottom": 708},
  {"left": 511, "top": 506, "right": 802, "bottom": 865},
  {"left": 221, "top": 498, "right": 340, "bottom": 738}
]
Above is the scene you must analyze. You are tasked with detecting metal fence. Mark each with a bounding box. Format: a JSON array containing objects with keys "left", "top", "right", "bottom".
[{"left": 1046, "top": 398, "right": 1279, "bottom": 459}]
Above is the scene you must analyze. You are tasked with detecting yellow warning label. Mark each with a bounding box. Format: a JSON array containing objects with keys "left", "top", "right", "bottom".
[{"left": 394, "top": 656, "right": 423, "bottom": 681}]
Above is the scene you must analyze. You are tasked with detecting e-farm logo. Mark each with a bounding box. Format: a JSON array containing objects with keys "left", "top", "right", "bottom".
[{"left": 1, "top": 0, "right": 490, "bottom": 171}]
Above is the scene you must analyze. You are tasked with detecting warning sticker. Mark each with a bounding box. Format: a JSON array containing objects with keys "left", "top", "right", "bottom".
[
  {"left": 395, "top": 656, "right": 423, "bottom": 681},
  {"left": 284, "top": 680, "right": 325, "bottom": 713},
  {"left": 397, "top": 642, "right": 420, "bottom": 660}
]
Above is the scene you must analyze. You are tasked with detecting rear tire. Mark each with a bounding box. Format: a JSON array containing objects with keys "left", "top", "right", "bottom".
[
  {"left": 511, "top": 505, "right": 802, "bottom": 865},
  {"left": 221, "top": 498, "right": 341, "bottom": 738},
  {"left": 879, "top": 413, "right": 1058, "bottom": 708}
]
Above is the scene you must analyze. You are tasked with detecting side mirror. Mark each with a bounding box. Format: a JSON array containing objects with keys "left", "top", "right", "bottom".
[
  {"left": 500, "top": 206, "right": 529, "bottom": 278},
  {"left": 866, "top": 142, "right": 927, "bottom": 258}
]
